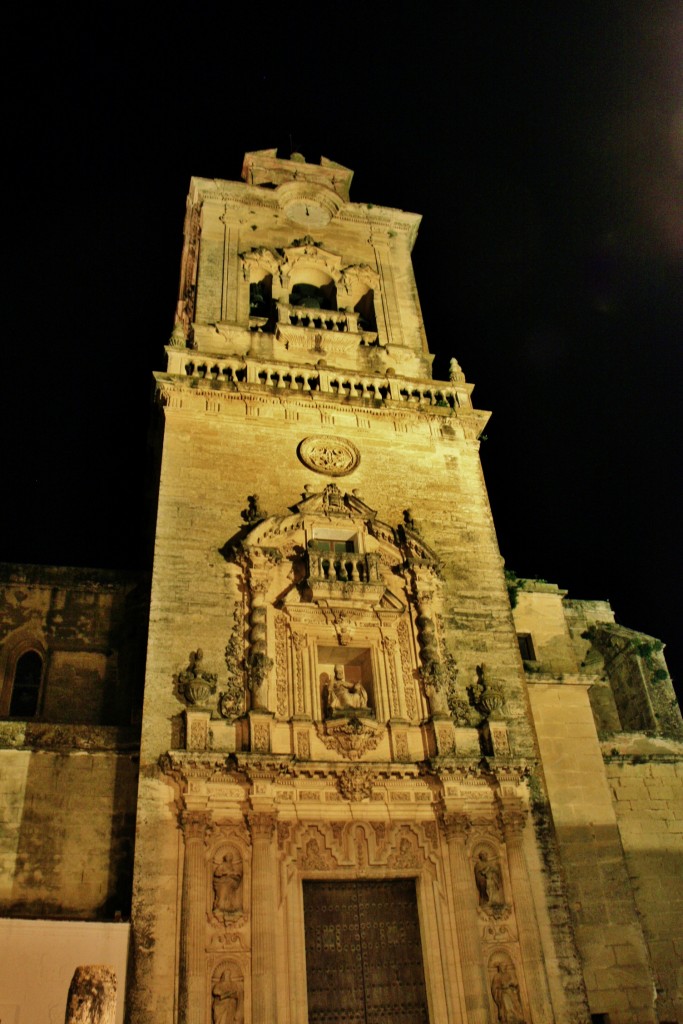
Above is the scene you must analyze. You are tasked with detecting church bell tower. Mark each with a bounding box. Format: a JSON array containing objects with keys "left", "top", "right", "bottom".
[{"left": 129, "top": 150, "right": 590, "bottom": 1024}]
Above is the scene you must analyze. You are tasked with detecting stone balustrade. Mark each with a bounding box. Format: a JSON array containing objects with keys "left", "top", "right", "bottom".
[
  {"left": 170, "top": 352, "right": 471, "bottom": 411},
  {"left": 276, "top": 301, "right": 357, "bottom": 333},
  {"left": 307, "top": 550, "right": 381, "bottom": 584}
]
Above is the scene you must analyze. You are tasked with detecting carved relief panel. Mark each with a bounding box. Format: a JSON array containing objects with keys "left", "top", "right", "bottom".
[{"left": 226, "top": 485, "right": 440, "bottom": 757}]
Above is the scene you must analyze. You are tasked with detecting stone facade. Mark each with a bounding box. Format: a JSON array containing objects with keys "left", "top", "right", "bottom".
[
  {"left": 512, "top": 579, "right": 683, "bottom": 1023},
  {"left": 0, "top": 564, "right": 145, "bottom": 921},
  {"left": 0, "top": 152, "right": 681, "bottom": 1023}
]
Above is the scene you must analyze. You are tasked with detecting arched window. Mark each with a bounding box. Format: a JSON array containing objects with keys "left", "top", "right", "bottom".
[{"left": 9, "top": 650, "right": 43, "bottom": 717}]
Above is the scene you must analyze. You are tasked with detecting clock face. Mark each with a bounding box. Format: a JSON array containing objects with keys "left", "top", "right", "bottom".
[{"left": 284, "top": 199, "right": 331, "bottom": 227}]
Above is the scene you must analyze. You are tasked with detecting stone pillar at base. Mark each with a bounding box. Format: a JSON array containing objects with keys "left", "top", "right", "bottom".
[
  {"left": 249, "top": 710, "right": 273, "bottom": 753},
  {"left": 433, "top": 716, "right": 456, "bottom": 756},
  {"left": 248, "top": 811, "right": 278, "bottom": 1024},
  {"left": 64, "top": 965, "right": 117, "bottom": 1024},
  {"left": 441, "top": 813, "right": 490, "bottom": 1024},
  {"left": 185, "top": 708, "right": 211, "bottom": 751},
  {"left": 179, "top": 811, "right": 209, "bottom": 1024},
  {"left": 502, "top": 806, "right": 553, "bottom": 1024}
]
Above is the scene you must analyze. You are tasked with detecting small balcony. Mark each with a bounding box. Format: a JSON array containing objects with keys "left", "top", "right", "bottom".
[{"left": 307, "top": 550, "right": 385, "bottom": 603}]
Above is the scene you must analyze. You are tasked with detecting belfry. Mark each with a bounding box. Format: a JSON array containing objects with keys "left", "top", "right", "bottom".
[{"left": 1, "top": 150, "right": 681, "bottom": 1024}]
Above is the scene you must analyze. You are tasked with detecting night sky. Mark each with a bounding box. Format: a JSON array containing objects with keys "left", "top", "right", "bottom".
[{"left": 4, "top": 3, "right": 681, "bottom": 696}]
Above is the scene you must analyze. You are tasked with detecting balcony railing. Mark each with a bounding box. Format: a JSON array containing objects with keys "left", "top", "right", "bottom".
[
  {"left": 307, "top": 551, "right": 382, "bottom": 584},
  {"left": 169, "top": 354, "right": 471, "bottom": 411},
  {"left": 277, "top": 302, "right": 357, "bottom": 333}
]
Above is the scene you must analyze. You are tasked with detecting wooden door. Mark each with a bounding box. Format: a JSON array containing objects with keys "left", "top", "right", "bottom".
[{"left": 303, "top": 879, "right": 429, "bottom": 1024}]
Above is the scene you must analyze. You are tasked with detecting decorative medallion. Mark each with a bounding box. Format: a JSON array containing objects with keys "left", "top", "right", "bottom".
[{"left": 297, "top": 435, "right": 360, "bottom": 477}]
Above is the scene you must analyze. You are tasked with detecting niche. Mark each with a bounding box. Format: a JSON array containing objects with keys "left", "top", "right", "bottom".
[{"left": 318, "top": 647, "right": 374, "bottom": 718}]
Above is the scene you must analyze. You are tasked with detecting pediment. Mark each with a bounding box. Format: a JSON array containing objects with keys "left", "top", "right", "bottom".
[{"left": 295, "top": 484, "right": 377, "bottom": 521}]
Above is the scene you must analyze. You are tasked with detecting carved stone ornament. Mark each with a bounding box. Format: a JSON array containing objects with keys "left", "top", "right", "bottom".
[
  {"left": 297, "top": 435, "right": 361, "bottom": 476},
  {"left": 315, "top": 715, "right": 384, "bottom": 760},
  {"left": 489, "top": 954, "right": 526, "bottom": 1024},
  {"left": 474, "top": 848, "right": 508, "bottom": 919},
  {"left": 211, "top": 962, "right": 244, "bottom": 1024},
  {"left": 211, "top": 847, "right": 244, "bottom": 923},
  {"left": 178, "top": 649, "right": 217, "bottom": 706},
  {"left": 337, "top": 765, "right": 378, "bottom": 801},
  {"left": 468, "top": 664, "right": 506, "bottom": 721}
]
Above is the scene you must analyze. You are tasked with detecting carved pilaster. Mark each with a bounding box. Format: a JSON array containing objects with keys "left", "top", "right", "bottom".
[
  {"left": 382, "top": 634, "right": 405, "bottom": 719},
  {"left": 501, "top": 807, "right": 553, "bottom": 1023},
  {"left": 291, "top": 631, "right": 307, "bottom": 716},
  {"left": 248, "top": 812, "right": 278, "bottom": 1024},
  {"left": 179, "top": 811, "right": 211, "bottom": 1024},
  {"left": 440, "top": 812, "right": 490, "bottom": 1024}
]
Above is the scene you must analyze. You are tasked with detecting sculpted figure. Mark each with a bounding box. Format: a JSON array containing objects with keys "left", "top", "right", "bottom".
[
  {"left": 490, "top": 962, "right": 525, "bottom": 1023},
  {"left": 475, "top": 851, "right": 504, "bottom": 907},
  {"left": 327, "top": 664, "right": 368, "bottom": 713},
  {"left": 213, "top": 849, "right": 243, "bottom": 915},
  {"left": 212, "top": 966, "right": 242, "bottom": 1024}
]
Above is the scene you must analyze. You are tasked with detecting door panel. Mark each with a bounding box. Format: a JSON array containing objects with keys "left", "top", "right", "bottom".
[{"left": 303, "top": 879, "right": 429, "bottom": 1024}]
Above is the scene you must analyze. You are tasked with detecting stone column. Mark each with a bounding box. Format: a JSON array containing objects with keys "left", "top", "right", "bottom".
[
  {"left": 249, "top": 811, "right": 278, "bottom": 1024},
  {"left": 179, "top": 811, "right": 209, "bottom": 1024},
  {"left": 65, "top": 966, "right": 116, "bottom": 1024},
  {"left": 441, "top": 813, "right": 490, "bottom": 1024},
  {"left": 502, "top": 808, "right": 553, "bottom": 1024}
]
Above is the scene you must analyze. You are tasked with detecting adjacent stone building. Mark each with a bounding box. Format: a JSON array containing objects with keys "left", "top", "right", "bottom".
[{"left": 0, "top": 150, "right": 681, "bottom": 1023}]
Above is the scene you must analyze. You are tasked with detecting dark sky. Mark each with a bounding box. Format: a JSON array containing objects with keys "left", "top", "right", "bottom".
[{"left": 4, "top": 3, "right": 682, "bottom": 695}]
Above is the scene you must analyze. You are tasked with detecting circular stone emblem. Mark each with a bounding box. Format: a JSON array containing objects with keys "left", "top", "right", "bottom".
[{"left": 297, "top": 436, "right": 360, "bottom": 477}]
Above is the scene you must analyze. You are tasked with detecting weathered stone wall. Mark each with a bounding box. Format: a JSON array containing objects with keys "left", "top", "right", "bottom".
[
  {"left": 527, "top": 680, "right": 658, "bottom": 1023},
  {"left": 512, "top": 584, "right": 579, "bottom": 674},
  {"left": 0, "top": 564, "right": 148, "bottom": 725},
  {"left": 605, "top": 752, "right": 683, "bottom": 1024},
  {"left": 0, "top": 744, "right": 138, "bottom": 919},
  {"left": 0, "top": 567, "right": 144, "bottom": 925}
]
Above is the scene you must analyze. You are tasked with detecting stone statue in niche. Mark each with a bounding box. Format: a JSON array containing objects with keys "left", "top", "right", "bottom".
[
  {"left": 212, "top": 965, "right": 243, "bottom": 1024},
  {"left": 212, "top": 849, "right": 243, "bottom": 917},
  {"left": 178, "top": 649, "right": 217, "bottom": 706},
  {"left": 490, "top": 961, "right": 525, "bottom": 1023},
  {"left": 475, "top": 850, "right": 505, "bottom": 910},
  {"left": 326, "top": 664, "right": 369, "bottom": 715}
]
